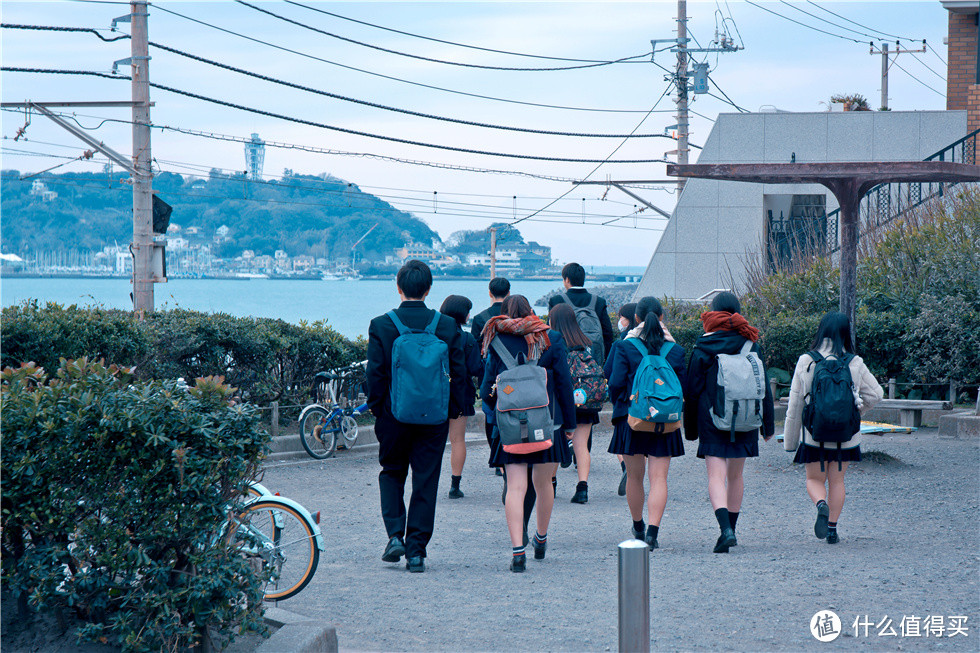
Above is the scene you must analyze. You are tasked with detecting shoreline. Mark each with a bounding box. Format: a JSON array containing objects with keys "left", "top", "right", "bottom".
[{"left": 1, "top": 273, "right": 643, "bottom": 283}]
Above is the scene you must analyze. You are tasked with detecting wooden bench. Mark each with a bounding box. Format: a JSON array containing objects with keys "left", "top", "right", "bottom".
[{"left": 877, "top": 399, "right": 953, "bottom": 427}]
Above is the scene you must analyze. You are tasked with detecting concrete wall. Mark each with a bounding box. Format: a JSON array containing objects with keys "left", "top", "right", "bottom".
[{"left": 635, "top": 110, "right": 968, "bottom": 301}]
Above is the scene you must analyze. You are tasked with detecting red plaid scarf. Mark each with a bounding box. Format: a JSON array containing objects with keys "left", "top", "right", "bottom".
[{"left": 481, "top": 315, "right": 551, "bottom": 360}]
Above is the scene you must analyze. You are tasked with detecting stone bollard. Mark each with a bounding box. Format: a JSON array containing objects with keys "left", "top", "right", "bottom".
[
  {"left": 271, "top": 401, "right": 280, "bottom": 438},
  {"left": 618, "top": 539, "right": 650, "bottom": 653},
  {"left": 888, "top": 378, "right": 896, "bottom": 400}
]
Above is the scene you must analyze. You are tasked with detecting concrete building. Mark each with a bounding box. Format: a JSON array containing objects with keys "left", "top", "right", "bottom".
[{"left": 634, "top": 109, "right": 969, "bottom": 300}]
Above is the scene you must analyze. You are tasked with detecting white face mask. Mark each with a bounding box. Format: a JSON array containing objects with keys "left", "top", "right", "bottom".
[{"left": 618, "top": 317, "right": 630, "bottom": 332}]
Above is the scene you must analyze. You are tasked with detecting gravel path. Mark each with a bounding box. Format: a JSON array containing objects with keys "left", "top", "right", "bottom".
[{"left": 260, "top": 427, "right": 979, "bottom": 651}]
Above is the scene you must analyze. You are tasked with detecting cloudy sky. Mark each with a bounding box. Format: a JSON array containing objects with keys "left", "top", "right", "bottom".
[{"left": 1, "top": 1, "right": 949, "bottom": 267}]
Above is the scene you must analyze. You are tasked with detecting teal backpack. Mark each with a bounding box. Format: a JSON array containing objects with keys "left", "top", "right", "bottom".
[
  {"left": 386, "top": 310, "right": 450, "bottom": 425},
  {"left": 626, "top": 338, "right": 683, "bottom": 434}
]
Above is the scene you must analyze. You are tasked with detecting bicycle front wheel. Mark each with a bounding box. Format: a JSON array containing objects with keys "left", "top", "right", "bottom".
[
  {"left": 237, "top": 499, "right": 319, "bottom": 601},
  {"left": 299, "top": 406, "right": 337, "bottom": 459}
]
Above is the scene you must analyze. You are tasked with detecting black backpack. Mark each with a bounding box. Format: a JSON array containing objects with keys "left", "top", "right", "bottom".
[{"left": 802, "top": 351, "right": 861, "bottom": 471}]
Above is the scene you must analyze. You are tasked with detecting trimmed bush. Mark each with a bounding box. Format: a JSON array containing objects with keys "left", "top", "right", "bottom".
[
  {"left": 903, "top": 293, "right": 980, "bottom": 385},
  {"left": 1, "top": 360, "right": 271, "bottom": 651}
]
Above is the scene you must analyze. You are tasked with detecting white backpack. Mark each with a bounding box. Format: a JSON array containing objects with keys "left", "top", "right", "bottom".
[{"left": 709, "top": 340, "right": 766, "bottom": 440}]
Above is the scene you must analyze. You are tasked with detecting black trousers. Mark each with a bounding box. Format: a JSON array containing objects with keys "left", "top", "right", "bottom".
[{"left": 377, "top": 414, "right": 449, "bottom": 559}]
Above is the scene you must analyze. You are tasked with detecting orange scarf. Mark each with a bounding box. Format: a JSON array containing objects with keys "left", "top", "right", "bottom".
[
  {"left": 701, "top": 310, "right": 760, "bottom": 342},
  {"left": 481, "top": 315, "right": 551, "bottom": 360}
]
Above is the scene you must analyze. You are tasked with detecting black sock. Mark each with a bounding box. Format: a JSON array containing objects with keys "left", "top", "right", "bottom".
[
  {"left": 512, "top": 545, "right": 525, "bottom": 557},
  {"left": 451, "top": 475, "right": 461, "bottom": 489},
  {"left": 828, "top": 521, "right": 837, "bottom": 533},
  {"left": 816, "top": 499, "right": 828, "bottom": 509},
  {"left": 646, "top": 524, "right": 659, "bottom": 540},
  {"left": 729, "top": 511, "right": 739, "bottom": 532},
  {"left": 714, "top": 507, "right": 731, "bottom": 532},
  {"left": 533, "top": 531, "right": 547, "bottom": 545},
  {"left": 633, "top": 519, "right": 645, "bottom": 533},
  {"left": 576, "top": 480, "right": 588, "bottom": 491}
]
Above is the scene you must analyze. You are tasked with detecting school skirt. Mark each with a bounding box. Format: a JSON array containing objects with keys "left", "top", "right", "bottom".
[
  {"left": 607, "top": 418, "right": 685, "bottom": 458},
  {"left": 489, "top": 426, "right": 573, "bottom": 467},
  {"left": 575, "top": 408, "right": 600, "bottom": 426},
  {"left": 793, "top": 443, "right": 861, "bottom": 465},
  {"left": 696, "top": 426, "right": 760, "bottom": 459}
]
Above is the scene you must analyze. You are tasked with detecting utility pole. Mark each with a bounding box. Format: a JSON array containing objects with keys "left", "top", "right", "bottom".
[
  {"left": 870, "top": 40, "right": 928, "bottom": 111},
  {"left": 675, "top": 0, "right": 689, "bottom": 192},
  {"left": 489, "top": 227, "right": 497, "bottom": 279},
  {"left": 130, "top": 0, "right": 154, "bottom": 313}
]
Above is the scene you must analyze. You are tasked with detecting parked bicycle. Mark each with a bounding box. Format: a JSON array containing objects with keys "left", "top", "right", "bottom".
[{"left": 298, "top": 361, "right": 369, "bottom": 460}]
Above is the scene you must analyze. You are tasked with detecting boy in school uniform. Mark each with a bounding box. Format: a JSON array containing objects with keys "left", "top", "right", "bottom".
[
  {"left": 470, "top": 276, "right": 510, "bottom": 445},
  {"left": 547, "top": 262, "right": 614, "bottom": 363},
  {"left": 367, "top": 260, "right": 467, "bottom": 573}
]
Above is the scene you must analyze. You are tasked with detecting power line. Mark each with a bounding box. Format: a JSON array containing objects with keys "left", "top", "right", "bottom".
[
  {"left": 1, "top": 67, "right": 669, "bottom": 164},
  {"left": 743, "top": 0, "right": 865, "bottom": 44},
  {"left": 284, "top": 1, "right": 636, "bottom": 65},
  {"left": 150, "top": 4, "right": 659, "bottom": 115},
  {"left": 721, "top": 0, "right": 745, "bottom": 49},
  {"left": 147, "top": 39, "right": 673, "bottom": 139},
  {"left": 890, "top": 58, "right": 946, "bottom": 98},
  {"left": 236, "top": 0, "right": 652, "bottom": 72},
  {"left": 514, "top": 84, "right": 672, "bottom": 225},
  {"left": 777, "top": 1, "right": 890, "bottom": 43},
  {"left": 907, "top": 52, "right": 946, "bottom": 82},
  {"left": 1, "top": 22, "right": 130, "bottom": 42},
  {"left": 804, "top": 1, "right": 919, "bottom": 42}
]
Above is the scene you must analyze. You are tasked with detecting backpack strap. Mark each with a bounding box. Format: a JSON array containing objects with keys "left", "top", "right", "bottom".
[
  {"left": 560, "top": 291, "right": 571, "bottom": 306},
  {"left": 490, "top": 336, "right": 532, "bottom": 370},
  {"left": 423, "top": 310, "right": 441, "bottom": 335},
  {"left": 659, "top": 341, "right": 675, "bottom": 358},
  {"left": 806, "top": 350, "right": 823, "bottom": 373},
  {"left": 626, "top": 337, "right": 648, "bottom": 357},
  {"left": 386, "top": 310, "right": 409, "bottom": 337},
  {"left": 739, "top": 340, "right": 754, "bottom": 355},
  {"left": 586, "top": 293, "right": 597, "bottom": 311}
]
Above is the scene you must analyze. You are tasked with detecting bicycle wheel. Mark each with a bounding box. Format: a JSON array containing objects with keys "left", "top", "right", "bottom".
[
  {"left": 236, "top": 498, "right": 319, "bottom": 601},
  {"left": 298, "top": 406, "right": 337, "bottom": 459},
  {"left": 340, "top": 415, "right": 358, "bottom": 448}
]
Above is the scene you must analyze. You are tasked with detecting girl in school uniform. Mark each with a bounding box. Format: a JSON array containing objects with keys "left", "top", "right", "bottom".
[
  {"left": 684, "top": 292, "right": 775, "bottom": 553},
  {"left": 783, "top": 312, "right": 883, "bottom": 543},
  {"left": 439, "top": 295, "right": 486, "bottom": 500},
  {"left": 548, "top": 303, "right": 604, "bottom": 504},
  {"left": 617, "top": 302, "right": 638, "bottom": 339},
  {"left": 606, "top": 296, "right": 686, "bottom": 549},
  {"left": 481, "top": 295, "right": 576, "bottom": 572}
]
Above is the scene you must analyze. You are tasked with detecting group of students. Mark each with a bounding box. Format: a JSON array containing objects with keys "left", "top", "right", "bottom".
[{"left": 366, "top": 260, "right": 883, "bottom": 573}]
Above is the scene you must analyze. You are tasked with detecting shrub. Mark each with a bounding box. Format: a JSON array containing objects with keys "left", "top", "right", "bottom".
[
  {"left": 903, "top": 293, "right": 980, "bottom": 385},
  {"left": 1, "top": 360, "right": 270, "bottom": 652}
]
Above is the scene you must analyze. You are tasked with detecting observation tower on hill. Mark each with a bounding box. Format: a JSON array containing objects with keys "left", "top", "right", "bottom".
[{"left": 244, "top": 133, "right": 265, "bottom": 180}]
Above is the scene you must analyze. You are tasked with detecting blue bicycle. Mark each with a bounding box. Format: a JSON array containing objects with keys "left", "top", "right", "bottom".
[{"left": 298, "top": 362, "right": 368, "bottom": 459}]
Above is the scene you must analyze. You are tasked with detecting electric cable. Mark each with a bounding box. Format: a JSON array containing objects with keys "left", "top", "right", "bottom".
[
  {"left": 777, "top": 1, "right": 892, "bottom": 43},
  {"left": 722, "top": 0, "right": 745, "bottom": 49},
  {"left": 0, "top": 67, "right": 669, "bottom": 164},
  {"left": 235, "top": 0, "right": 652, "bottom": 72},
  {"left": 147, "top": 40, "right": 672, "bottom": 139},
  {"left": 151, "top": 4, "right": 660, "bottom": 115},
  {"left": 1, "top": 22, "right": 130, "bottom": 42},
  {"left": 743, "top": 1, "right": 865, "bottom": 44},
  {"left": 889, "top": 58, "right": 946, "bottom": 98},
  {"left": 284, "top": 1, "right": 640, "bottom": 65},
  {"left": 804, "top": 1, "right": 920, "bottom": 42}
]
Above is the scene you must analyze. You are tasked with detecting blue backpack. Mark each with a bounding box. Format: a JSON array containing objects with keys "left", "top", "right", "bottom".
[
  {"left": 386, "top": 310, "right": 450, "bottom": 425},
  {"left": 626, "top": 338, "right": 683, "bottom": 434}
]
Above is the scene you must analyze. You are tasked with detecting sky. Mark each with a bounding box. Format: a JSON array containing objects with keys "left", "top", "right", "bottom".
[{"left": 1, "top": 1, "right": 950, "bottom": 267}]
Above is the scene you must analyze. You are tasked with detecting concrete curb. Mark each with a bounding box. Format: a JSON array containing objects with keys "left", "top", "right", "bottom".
[
  {"left": 258, "top": 607, "right": 338, "bottom": 653},
  {"left": 938, "top": 410, "right": 980, "bottom": 438}
]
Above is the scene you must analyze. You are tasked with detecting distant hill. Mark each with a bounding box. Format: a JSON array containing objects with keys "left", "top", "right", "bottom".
[{"left": 0, "top": 169, "right": 439, "bottom": 260}]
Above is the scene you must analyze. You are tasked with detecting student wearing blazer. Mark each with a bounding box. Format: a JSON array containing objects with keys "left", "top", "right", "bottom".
[{"left": 783, "top": 312, "right": 883, "bottom": 544}]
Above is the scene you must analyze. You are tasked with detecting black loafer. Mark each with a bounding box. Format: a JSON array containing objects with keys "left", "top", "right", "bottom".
[
  {"left": 617, "top": 469, "right": 628, "bottom": 497},
  {"left": 510, "top": 554, "right": 526, "bottom": 573},
  {"left": 448, "top": 487, "right": 464, "bottom": 499},
  {"left": 381, "top": 536, "right": 405, "bottom": 562},
  {"left": 814, "top": 502, "right": 830, "bottom": 539},
  {"left": 532, "top": 538, "right": 547, "bottom": 560},
  {"left": 570, "top": 487, "right": 588, "bottom": 504},
  {"left": 826, "top": 531, "right": 839, "bottom": 544},
  {"left": 713, "top": 528, "right": 736, "bottom": 553},
  {"left": 406, "top": 556, "right": 425, "bottom": 573}
]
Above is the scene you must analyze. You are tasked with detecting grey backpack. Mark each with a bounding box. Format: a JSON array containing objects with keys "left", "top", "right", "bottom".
[
  {"left": 560, "top": 292, "right": 605, "bottom": 366},
  {"left": 709, "top": 340, "right": 766, "bottom": 441},
  {"left": 491, "top": 338, "right": 554, "bottom": 454}
]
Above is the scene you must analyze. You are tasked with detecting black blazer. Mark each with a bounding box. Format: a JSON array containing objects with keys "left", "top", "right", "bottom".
[
  {"left": 604, "top": 337, "right": 686, "bottom": 422},
  {"left": 683, "top": 330, "right": 775, "bottom": 440},
  {"left": 480, "top": 329, "right": 577, "bottom": 433},
  {"left": 547, "top": 288, "right": 614, "bottom": 359},
  {"left": 459, "top": 326, "right": 484, "bottom": 412},
  {"left": 470, "top": 301, "right": 504, "bottom": 343},
  {"left": 367, "top": 301, "right": 467, "bottom": 421}
]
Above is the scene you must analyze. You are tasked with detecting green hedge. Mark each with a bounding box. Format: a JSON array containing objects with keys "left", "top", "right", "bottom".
[
  {"left": 0, "top": 302, "right": 366, "bottom": 409},
  {"left": 1, "top": 360, "right": 270, "bottom": 651}
]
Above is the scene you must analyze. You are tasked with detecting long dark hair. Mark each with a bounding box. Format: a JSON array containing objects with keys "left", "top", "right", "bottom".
[
  {"left": 501, "top": 294, "right": 533, "bottom": 318},
  {"left": 634, "top": 296, "right": 663, "bottom": 324},
  {"left": 439, "top": 294, "right": 472, "bottom": 327},
  {"left": 618, "top": 302, "right": 638, "bottom": 330},
  {"left": 636, "top": 313, "right": 666, "bottom": 354},
  {"left": 811, "top": 311, "right": 854, "bottom": 357},
  {"left": 548, "top": 303, "right": 592, "bottom": 349}
]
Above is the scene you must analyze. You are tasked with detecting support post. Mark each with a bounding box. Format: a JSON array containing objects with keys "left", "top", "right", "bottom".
[
  {"left": 489, "top": 227, "right": 497, "bottom": 280},
  {"left": 131, "top": 0, "right": 154, "bottom": 313},
  {"left": 618, "top": 540, "right": 650, "bottom": 653},
  {"left": 888, "top": 378, "right": 896, "bottom": 400},
  {"left": 770, "top": 378, "right": 778, "bottom": 402},
  {"left": 830, "top": 180, "right": 864, "bottom": 347},
  {"left": 270, "top": 401, "right": 280, "bottom": 438},
  {"left": 949, "top": 380, "right": 957, "bottom": 403}
]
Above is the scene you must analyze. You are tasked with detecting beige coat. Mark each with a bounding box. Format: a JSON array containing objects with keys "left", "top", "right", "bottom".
[{"left": 783, "top": 339, "right": 884, "bottom": 452}]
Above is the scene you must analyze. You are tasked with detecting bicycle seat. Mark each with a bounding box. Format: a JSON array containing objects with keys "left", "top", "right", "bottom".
[{"left": 314, "top": 371, "right": 339, "bottom": 381}]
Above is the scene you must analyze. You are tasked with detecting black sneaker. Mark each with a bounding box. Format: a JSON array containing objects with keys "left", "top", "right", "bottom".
[
  {"left": 448, "top": 487, "right": 464, "bottom": 499},
  {"left": 510, "top": 554, "right": 526, "bottom": 573},
  {"left": 617, "top": 469, "right": 628, "bottom": 497},
  {"left": 713, "top": 528, "right": 736, "bottom": 553},
  {"left": 814, "top": 502, "right": 830, "bottom": 539}
]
